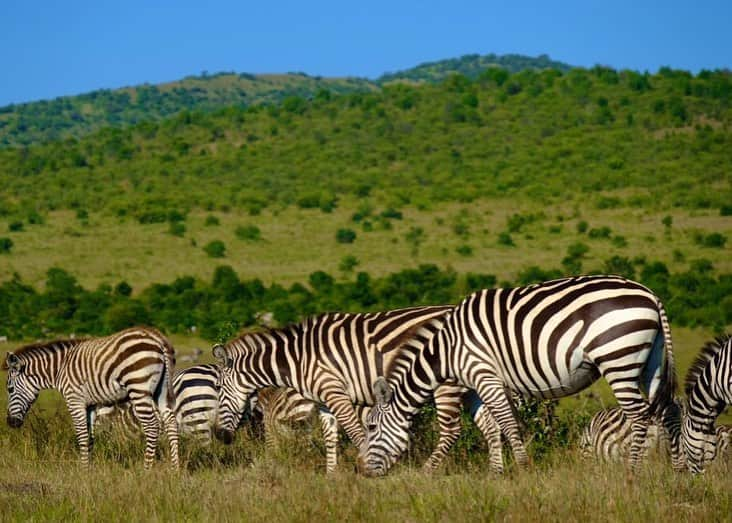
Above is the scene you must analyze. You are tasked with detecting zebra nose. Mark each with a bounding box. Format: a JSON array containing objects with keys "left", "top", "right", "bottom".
[
  {"left": 215, "top": 427, "right": 234, "bottom": 444},
  {"left": 7, "top": 415, "right": 23, "bottom": 428}
]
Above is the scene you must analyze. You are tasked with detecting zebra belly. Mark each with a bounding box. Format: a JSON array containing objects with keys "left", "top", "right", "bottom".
[{"left": 511, "top": 349, "right": 600, "bottom": 398}]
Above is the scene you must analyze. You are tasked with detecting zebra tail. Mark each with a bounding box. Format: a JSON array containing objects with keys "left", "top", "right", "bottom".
[
  {"left": 162, "top": 338, "right": 177, "bottom": 409},
  {"left": 649, "top": 298, "right": 677, "bottom": 417}
]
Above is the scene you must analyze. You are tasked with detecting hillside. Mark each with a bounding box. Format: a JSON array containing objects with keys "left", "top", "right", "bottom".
[
  {"left": 1, "top": 66, "right": 730, "bottom": 220},
  {"left": 378, "top": 53, "right": 572, "bottom": 83},
  {"left": 0, "top": 72, "right": 376, "bottom": 147},
  {"left": 0, "top": 53, "right": 570, "bottom": 147}
]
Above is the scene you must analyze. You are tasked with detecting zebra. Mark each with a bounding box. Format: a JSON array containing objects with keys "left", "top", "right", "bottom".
[
  {"left": 213, "top": 306, "right": 505, "bottom": 473},
  {"left": 579, "top": 401, "right": 683, "bottom": 462},
  {"left": 95, "top": 363, "right": 358, "bottom": 472},
  {"left": 681, "top": 334, "right": 732, "bottom": 473},
  {"left": 4, "top": 326, "right": 179, "bottom": 469},
  {"left": 357, "top": 275, "right": 682, "bottom": 476}
]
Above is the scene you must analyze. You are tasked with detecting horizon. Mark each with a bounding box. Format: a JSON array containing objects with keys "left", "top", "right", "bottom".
[{"left": 3, "top": 1, "right": 731, "bottom": 107}]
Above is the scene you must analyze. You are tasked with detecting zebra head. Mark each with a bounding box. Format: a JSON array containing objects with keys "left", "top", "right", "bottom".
[
  {"left": 5, "top": 353, "right": 40, "bottom": 428},
  {"left": 681, "top": 415, "right": 718, "bottom": 474},
  {"left": 212, "top": 344, "right": 251, "bottom": 444},
  {"left": 357, "top": 377, "right": 410, "bottom": 477}
]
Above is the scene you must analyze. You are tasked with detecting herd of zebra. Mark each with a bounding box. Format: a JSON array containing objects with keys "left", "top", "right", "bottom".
[{"left": 3, "top": 275, "right": 731, "bottom": 476}]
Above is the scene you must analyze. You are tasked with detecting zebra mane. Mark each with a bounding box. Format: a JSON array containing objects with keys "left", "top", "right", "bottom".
[
  {"left": 3, "top": 338, "right": 86, "bottom": 369},
  {"left": 684, "top": 334, "right": 731, "bottom": 397}
]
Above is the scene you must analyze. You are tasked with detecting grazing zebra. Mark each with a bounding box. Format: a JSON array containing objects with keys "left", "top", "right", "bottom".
[
  {"left": 357, "top": 275, "right": 681, "bottom": 476},
  {"left": 4, "top": 327, "right": 179, "bottom": 469},
  {"left": 681, "top": 335, "right": 732, "bottom": 473},
  {"left": 214, "top": 306, "right": 504, "bottom": 473},
  {"left": 579, "top": 401, "right": 683, "bottom": 462},
  {"left": 95, "top": 363, "right": 357, "bottom": 472}
]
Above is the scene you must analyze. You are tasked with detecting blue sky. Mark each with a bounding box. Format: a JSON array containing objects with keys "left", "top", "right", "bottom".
[{"left": 2, "top": 1, "right": 730, "bottom": 106}]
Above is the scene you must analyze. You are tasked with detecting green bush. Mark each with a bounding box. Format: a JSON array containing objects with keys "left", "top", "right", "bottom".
[
  {"left": 168, "top": 222, "right": 186, "bottom": 237},
  {"left": 204, "top": 240, "right": 227, "bottom": 258},
  {"left": 0, "top": 237, "right": 13, "bottom": 253},
  {"left": 699, "top": 232, "right": 727, "bottom": 248},
  {"left": 335, "top": 228, "right": 356, "bottom": 244},
  {"left": 205, "top": 215, "right": 220, "bottom": 226},
  {"left": 588, "top": 226, "right": 612, "bottom": 239},
  {"left": 8, "top": 221, "right": 23, "bottom": 232},
  {"left": 235, "top": 225, "right": 261, "bottom": 241},
  {"left": 497, "top": 232, "right": 514, "bottom": 246},
  {"left": 456, "top": 244, "right": 473, "bottom": 257}
]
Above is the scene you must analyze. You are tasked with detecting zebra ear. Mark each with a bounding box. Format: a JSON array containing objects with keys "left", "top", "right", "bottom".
[
  {"left": 5, "top": 353, "right": 23, "bottom": 371},
  {"left": 373, "top": 377, "right": 393, "bottom": 405},
  {"left": 212, "top": 344, "right": 232, "bottom": 368}
]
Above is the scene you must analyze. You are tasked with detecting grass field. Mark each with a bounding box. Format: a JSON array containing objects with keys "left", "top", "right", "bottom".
[
  {"left": 2, "top": 196, "right": 730, "bottom": 290},
  {"left": 1, "top": 326, "right": 730, "bottom": 522}
]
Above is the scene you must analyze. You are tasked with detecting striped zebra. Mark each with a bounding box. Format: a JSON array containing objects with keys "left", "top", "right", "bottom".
[
  {"left": 95, "top": 363, "right": 359, "bottom": 472},
  {"left": 681, "top": 334, "right": 732, "bottom": 473},
  {"left": 357, "top": 275, "right": 681, "bottom": 476},
  {"left": 4, "top": 327, "right": 179, "bottom": 469},
  {"left": 213, "top": 306, "right": 504, "bottom": 473},
  {"left": 579, "top": 401, "right": 682, "bottom": 462}
]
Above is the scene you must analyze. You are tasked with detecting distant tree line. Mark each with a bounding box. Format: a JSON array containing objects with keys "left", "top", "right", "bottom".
[{"left": 1, "top": 257, "right": 730, "bottom": 341}]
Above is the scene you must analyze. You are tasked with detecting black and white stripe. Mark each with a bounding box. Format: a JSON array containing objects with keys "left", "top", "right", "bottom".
[
  {"left": 214, "top": 306, "right": 503, "bottom": 473},
  {"left": 358, "top": 275, "right": 680, "bottom": 476},
  {"left": 4, "top": 327, "right": 179, "bottom": 469},
  {"left": 681, "top": 335, "right": 732, "bottom": 473},
  {"left": 579, "top": 401, "right": 682, "bottom": 462},
  {"left": 95, "top": 363, "right": 353, "bottom": 472}
]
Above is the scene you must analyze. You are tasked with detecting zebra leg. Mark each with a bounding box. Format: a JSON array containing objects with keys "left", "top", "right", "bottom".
[
  {"left": 475, "top": 382, "right": 529, "bottom": 469},
  {"left": 68, "top": 400, "right": 92, "bottom": 466},
  {"left": 471, "top": 400, "right": 504, "bottom": 474},
  {"left": 318, "top": 410, "right": 338, "bottom": 474},
  {"left": 129, "top": 394, "right": 160, "bottom": 469},
  {"left": 423, "top": 385, "right": 462, "bottom": 471},
  {"left": 160, "top": 409, "right": 180, "bottom": 470},
  {"left": 313, "top": 380, "right": 365, "bottom": 447}
]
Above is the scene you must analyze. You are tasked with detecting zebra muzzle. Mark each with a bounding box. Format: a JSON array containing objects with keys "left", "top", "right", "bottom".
[
  {"left": 215, "top": 427, "right": 235, "bottom": 444},
  {"left": 7, "top": 415, "right": 23, "bottom": 428}
]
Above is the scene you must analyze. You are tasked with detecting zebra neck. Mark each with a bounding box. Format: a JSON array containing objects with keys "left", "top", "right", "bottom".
[{"left": 391, "top": 345, "right": 444, "bottom": 418}]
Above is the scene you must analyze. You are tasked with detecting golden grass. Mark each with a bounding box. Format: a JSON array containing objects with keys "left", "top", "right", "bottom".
[{"left": 2, "top": 196, "right": 729, "bottom": 291}]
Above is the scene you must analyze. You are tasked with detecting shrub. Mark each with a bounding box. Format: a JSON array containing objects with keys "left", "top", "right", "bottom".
[
  {"left": 380, "top": 208, "right": 403, "bottom": 220},
  {"left": 576, "top": 220, "right": 588, "bottom": 234},
  {"left": 721, "top": 205, "right": 732, "bottom": 216},
  {"left": 8, "top": 221, "right": 23, "bottom": 232},
  {"left": 338, "top": 255, "right": 359, "bottom": 273},
  {"left": 204, "top": 240, "right": 226, "bottom": 258},
  {"left": 235, "top": 225, "right": 261, "bottom": 241},
  {"left": 0, "top": 237, "right": 13, "bottom": 253},
  {"left": 456, "top": 244, "right": 473, "bottom": 257},
  {"left": 588, "top": 226, "right": 612, "bottom": 239},
  {"left": 76, "top": 209, "right": 89, "bottom": 221},
  {"left": 611, "top": 235, "right": 628, "bottom": 248},
  {"left": 205, "top": 215, "right": 220, "bottom": 226},
  {"left": 27, "top": 210, "right": 45, "bottom": 225},
  {"left": 497, "top": 232, "right": 514, "bottom": 246},
  {"left": 168, "top": 222, "right": 186, "bottom": 237},
  {"left": 700, "top": 232, "right": 727, "bottom": 248},
  {"left": 336, "top": 228, "right": 356, "bottom": 244}
]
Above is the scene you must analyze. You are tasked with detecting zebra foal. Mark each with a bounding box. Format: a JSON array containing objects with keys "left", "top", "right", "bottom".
[
  {"left": 4, "top": 326, "right": 179, "bottom": 469},
  {"left": 358, "top": 275, "right": 682, "bottom": 476}
]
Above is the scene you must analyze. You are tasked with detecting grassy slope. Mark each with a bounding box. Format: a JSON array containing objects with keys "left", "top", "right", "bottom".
[{"left": 1, "top": 198, "right": 730, "bottom": 291}]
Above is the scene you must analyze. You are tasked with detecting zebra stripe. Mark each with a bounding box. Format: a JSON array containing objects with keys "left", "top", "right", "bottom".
[
  {"left": 681, "top": 334, "right": 732, "bottom": 473},
  {"left": 4, "top": 327, "right": 179, "bottom": 469},
  {"left": 579, "top": 402, "right": 680, "bottom": 462},
  {"left": 214, "top": 306, "right": 503, "bottom": 473},
  {"left": 95, "top": 363, "right": 355, "bottom": 473},
  {"left": 358, "top": 275, "right": 679, "bottom": 476}
]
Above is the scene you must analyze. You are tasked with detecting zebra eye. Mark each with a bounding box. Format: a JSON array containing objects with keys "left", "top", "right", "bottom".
[{"left": 367, "top": 423, "right": 377, "bottom": 431}]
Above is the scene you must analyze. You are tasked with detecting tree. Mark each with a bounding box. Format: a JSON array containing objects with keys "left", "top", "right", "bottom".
[{"left": 204, "top": 240, "right": 226, "bottom": 258}]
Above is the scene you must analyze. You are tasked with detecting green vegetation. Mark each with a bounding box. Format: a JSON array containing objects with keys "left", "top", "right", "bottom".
[{"left": 2, "top": 67, "right": 730, "bottom": 219}]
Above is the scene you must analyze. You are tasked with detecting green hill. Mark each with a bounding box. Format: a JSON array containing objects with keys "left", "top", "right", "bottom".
[
  {"left": 378, "top": 53, "right": 573, "bottom": 83},
  {"left": 0, "top": 53, "right": 572, "bottom": 147},
  {"left": 1, "top": 66, "right": 730, "bottom": 219},
  {"left": 0, "top": 72, "right": 376, "bottom": 147}
]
